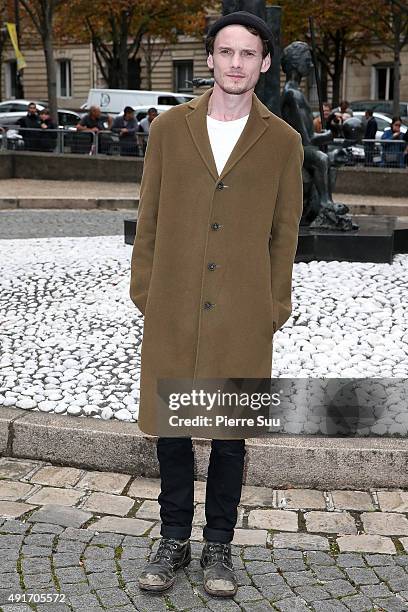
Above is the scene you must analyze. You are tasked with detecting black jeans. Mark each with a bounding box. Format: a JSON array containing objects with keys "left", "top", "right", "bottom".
[{"left": 157, "top": 437, "right": 246, "bottom": 543}]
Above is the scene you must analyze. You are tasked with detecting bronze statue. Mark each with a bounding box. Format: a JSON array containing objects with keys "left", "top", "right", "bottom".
[{"left": 281, "top": 41, "right": 357, "bottom": 230}]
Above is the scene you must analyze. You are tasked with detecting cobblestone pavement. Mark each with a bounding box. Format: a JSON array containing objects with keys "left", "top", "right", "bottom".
[
  {"left": 1, "top": 457, "right": 408, "bottom": 611},
  {"left": 0, "top": 210, "right": 136, "bottom": 239}
]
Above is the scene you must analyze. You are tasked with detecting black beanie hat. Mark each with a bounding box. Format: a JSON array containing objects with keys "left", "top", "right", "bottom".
[{"left": 205, "top": 11, "right": 274, "bottom": 57}]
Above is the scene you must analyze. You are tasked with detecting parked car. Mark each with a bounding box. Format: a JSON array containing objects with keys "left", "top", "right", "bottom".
[
  {"left": 0, "top": 108, "right": 81, "bottom": 130},
  {"left": 349, "top": 100, "right": 408, "bottom": 122},
  {"left": 82, "top": 88, "right": 196, "bottom": 115},
  {"left": 0, "top": 99, "right": 47, "bottom": 113}
]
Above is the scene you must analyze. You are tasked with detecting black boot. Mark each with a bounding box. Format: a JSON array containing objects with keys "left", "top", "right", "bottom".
[
  {"left": 200, "top": 540, "right": 238, "bottom": 597},
  {"left": 138, "top": 537, "right": 191, "bottom": 592}
]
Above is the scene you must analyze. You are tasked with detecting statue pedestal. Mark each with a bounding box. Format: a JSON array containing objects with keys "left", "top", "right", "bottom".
[
  {"left": 124, "top": 215, "right": 407, "bottom": 264},
  {"left": 297, "top": 215, "right": 407, "bottom": 264}
]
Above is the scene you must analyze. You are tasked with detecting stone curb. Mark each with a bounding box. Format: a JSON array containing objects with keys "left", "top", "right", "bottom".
[
  {"left": 0, "top": 197, "right": 139, "bottom": 210},
  {"left": 2, "top": 407, "right": 408, "bottom": 488}
]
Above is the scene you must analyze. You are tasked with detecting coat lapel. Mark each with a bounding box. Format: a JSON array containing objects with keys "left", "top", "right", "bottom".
[{"left": 185, "top": 87, "right": 271, "bottom": 182}]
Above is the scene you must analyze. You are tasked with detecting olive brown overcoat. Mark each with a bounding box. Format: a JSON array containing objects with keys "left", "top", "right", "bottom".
[{"left": 129, "top": 86, "right": 304, "bottom": 438}]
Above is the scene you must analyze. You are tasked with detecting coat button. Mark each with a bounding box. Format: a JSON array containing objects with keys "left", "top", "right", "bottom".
[
  {"left": 211, "top": 222, "right": 221, "bottom": 230},
  {"left": 207, "top": 262, "right": 217, "bottom": 271},
  {"left": 216, "top": 181, "right": 225, "bottom": 190},
  {"left": 203, "top": 301, "right": 214, "bottom": 310}
]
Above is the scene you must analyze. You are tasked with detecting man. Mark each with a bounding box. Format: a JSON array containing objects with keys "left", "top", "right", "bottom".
[
  {"left": 38, "top": 108, "right": 57, "bottom": 152},
  {"left": 313, "top": 102, "right": 331, "bottom": 133},
  {"left": 75, "top": 105, "right": 112, "bottom": 154},
  {"left": 112, "top": 106, "right": 138, "bottom": 156},
  {"left": 130, "top": 11, "right": 304, "bottom": 598},
  {"left": 17, "top": 102, "right": 42, "bottom": 151},
  {"left": 363, "top": 109, "right": 378, "bottom": 166},
  {"left": 138, "top": 107, "right": 158, "bottom": 154}
]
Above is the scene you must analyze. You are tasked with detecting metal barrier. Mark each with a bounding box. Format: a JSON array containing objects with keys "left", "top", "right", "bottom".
[
  {"left": 1, "top": 126, "right": 406, "bottom": 167},
  {"left": 0, "top": 125, "right": 149, "bottom": 157},
  {"left": 330, "top": 138, "right": 408, "bottom": 168}
]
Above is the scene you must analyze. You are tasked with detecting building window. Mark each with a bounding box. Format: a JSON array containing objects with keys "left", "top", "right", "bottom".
[
  {"left": 5, "top": 60, "right": 17, "bottom": 98},
  {"left": 374, "top": 64, "right": 394, "bottom": 100},
  {"left": 173, "top": 60, "right": 193, "bottom": 93},
  {"left": 57, "top": 59, "right": 72, "bottom": 98}
]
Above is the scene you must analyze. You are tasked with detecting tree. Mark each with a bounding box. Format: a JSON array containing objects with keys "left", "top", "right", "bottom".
[
  {"left": 18, "top": 0, "right": 68, "bottom": 123},
  {"left": 275, "top": 0, "right": 376, "bottom": 106},
  {"left": 58, "top": 0, "right": 212, "bottom": 90},
  {"left": 361, "top": 0, "right": 408, "bottom": 115}
]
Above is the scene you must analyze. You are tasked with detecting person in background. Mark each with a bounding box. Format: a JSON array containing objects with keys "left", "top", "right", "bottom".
[
  {"left": 17, "top": 102, "right": 42, "bottom": 151},
  {"left": 381, "top": 116, "right": 408, "bottom": 168},
  {"left": 38, "top": 108, "right": 58, "bottom": 152},
  {"left": 138, "top": 107, "right": 158, "bottom": 154},
  {"left": 75, "top": 105, "right": 112, "bottom": 154},
  {"left": 327, "top": 100, "right": 353, "bottom": 138},
  {"left": 363, "top": 109, "right": 378, "bottom": 166},
  {"left": 313, "top": 102, "right": 331, "bottom": 133},
  {"left": 112, "top": 106, "right": 138, "bottom": 156}
]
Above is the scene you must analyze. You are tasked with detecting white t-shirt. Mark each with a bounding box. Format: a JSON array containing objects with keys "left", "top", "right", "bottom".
[{"left": 206, "top": 113, "right": 249, "bottom": 176}]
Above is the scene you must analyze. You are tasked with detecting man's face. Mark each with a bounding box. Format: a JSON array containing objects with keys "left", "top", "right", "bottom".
[
  {"left": 148, "top": 110, "right": 158, "bottom": 121},
  {"left": 91, "top": 107, "right": 101, "bottom": 119},
  {"left": 125, "top": 111, "right": 134, "bottom": 121},
  {"left": 207, "top": 25, "right": 271, "bottom": 95},
  {"left": 28, "top": 104, "right": 37, "bottom": 115}
]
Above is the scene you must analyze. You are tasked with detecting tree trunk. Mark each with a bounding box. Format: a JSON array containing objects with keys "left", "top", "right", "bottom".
[
  {"left": 392, "top": 9, "right": 401, "bottom": 116},
  {"left": 43, "top": 24, "right": 58, "bottom": 125}
]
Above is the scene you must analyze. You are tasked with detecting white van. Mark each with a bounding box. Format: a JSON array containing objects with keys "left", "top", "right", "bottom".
[{"left": 82, "top": 89, "right": 196, "bottom": 115}]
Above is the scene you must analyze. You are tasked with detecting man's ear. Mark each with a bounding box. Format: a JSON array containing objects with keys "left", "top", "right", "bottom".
[
  {"left": 260, "top": 52, "right": 272, "bottom": 74},
  {"left": 207, "top": 53, "right": 214, "bottom": 71}
]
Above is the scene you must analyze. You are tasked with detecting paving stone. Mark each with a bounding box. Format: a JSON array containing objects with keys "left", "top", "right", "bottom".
[
  {"left": 272, "top": 533, "right": 330, "bottom": 551},
  {"left": 360, "top": 583, "right": 394, "bottom": 598},
  {"left": 81, "top": 491, "right": 134, "bottom": 516},
  {"left": 29, "top": 466, "right": 83, "bottom": 487},
  {"left": 240, "top": 484, "right": 274, "bottom": 506},
  {"left": 395, "top": 557, "right": 408, "bottom": 567},
  {"left": 53, "top": 552, "right": 82, "bottom": 568},
  {"left": 55, "top": 539, "right": 87, "bottom": 554},
  {"left": 0, "top": 458, "right": 39, "bottom": 480},
  {"left": 257, "top": 582, "right": 293, "bottom": 601},
  {"left": 0, "top": 519, "right": 29, "bottom": 534},
  {"left": 310, "top": 565, "right": 345, "bottom": 580},
  {"left": 251, "top": 572, "right": 287, "bottom": 589},
  {"left": 24, "top": 573, "right": 55, "bottom": 588},
  {"left": 294, "top": 585, "right": 331, "bottom": 601},
  {"left": 376, "top": 491, "right": 408, "bottom": 513},
  {"left": 248, "top": 509, "right": 298, "bottom": 531},
  {"left": 362, "top": 511, "right": 408, "bottom": 536},
  {"left": 84, "top": 558, "right": 117, "bottom": 573},
  {"left": 135, "top": 499, "right": 161, "bottom": 520},
  {"left": 304, "top": 511, "right": 357, "bottom": 534},
  {"left": 0, "top": 559, "right": 17, "bottom": 572},
  {"left": 283, "top": 569, "right": 317, "bottom": 587},
  {"left": 372, "top": 597, "right": 408, "bottom": 612},
  {"left": 244, "top": 560, "right": 277, "bottom": 574},
  {"left": 28, "top": 504, "right": 92, "bottom": 528},
  {"left": 87, "top": 516, "right": 153, "bottom": 536},
  {"left": 241, "top": 602, "right": 275, "bottom": 612},
  {"left": 373, "top": 565, "right": 406, "bottom": 582},
  {"left": 21, "top": 544, "right": 52, "bottom": 557},
  {"left": 0, "top": 481, "right": 35, "bottom": 501},
  {"left": 235, "top": 568, "right": 253, "bottom": 586},
  {"left": 30, "top": 523, "right": 64, "bottom": 534},
  {"left": 84, "top": 545, "right": 115, "bottom": 560},
  {"left": 344, "top": 566, "right": 380, "bottom": 584},
  {"left": 54, "top": 566, "right": 87, "bottom": 584},
  {"left": 23, "top": 533, "right": 55, "bottom": 547},
  {"left": 275, "top": 557, "right": 308, "bottom": 572},
  {"left": 0, "top": 501, "right": 35, "bottom": 518},
  {"left": 337, "top": 534, "right": 396, "bottom": 554},
  {"left": 364, "top": 553, "right": 396, "bottom": 566},
  {"left": 90, "top": 532, "right": 123, "bottom": 547},
  {"left": 242, "top": 546, "right": 272, "bottom": 560},
  {"left": 388, "top": 576, "right": 408, "bottom": 592},
  {"left": 1, "top": 605, "right": 33, "bottom": 612},
  {"left": 273, "top": 549, "right": 304, "bottom": 559},
  {"left": 95, "top": 587, "right": 132, "bottom": 607},
  {"left": 305, "top": 551, "right": 335, "bottom": 565},
  {"left": 127, "top": 477, "right": 162, "bottom": 500},
  {"left": 274, "top": 597, "right": 311, "bottom": 612},
  {"left": 0, "top": 573, "right": 21, "bottom": 588},
  {"left": 76, "top": 470, "right": 131, "bottom": 494},
  {"left": 276, "top": 489, "right": 326, "bottom": 510},
  {"left": 321, "top": 578, "right": 357, "bottom": 597},
  {"left": 203, "top": 597, "right": 242, "bottom": 611},
  {"left": 0, "top": 534, "right": 24, "bottom": 548},
  {"left": 310, "top": 600, "right": 349, "bottom": 612},
  {"left": 67, "top": 593, "right": 100, "bottom": 608},
  {"left": 60, "top": 526, "right": 94, "bottom": 542},
  {"left": 330, "top": 490, "right": 375, "bottom": 511},
  {"left": 26, "top": 486, "right": 83, "bottom": 506},
  {"left": 398, "top": 537, "right": 408, "bottom": 554},
  {"left": 232, "top": 528, "right": 267, "bottom": 546},
  {"left": 21, "top": 558, "right": 51, "bottom": 574},
  {"left": 336, "top": 553, "right": 366, "bottom": 567},
  {"left": 121, "top": 546, "right": 150, "bottom": 560}
]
